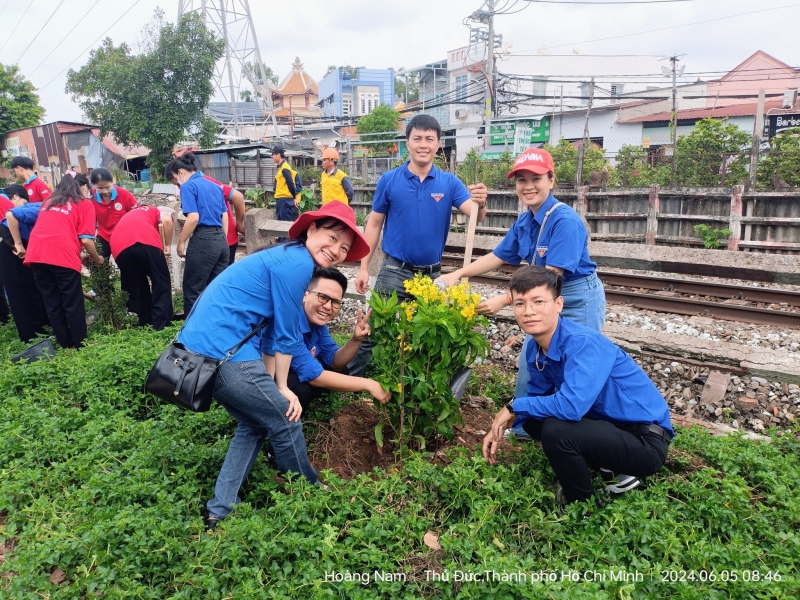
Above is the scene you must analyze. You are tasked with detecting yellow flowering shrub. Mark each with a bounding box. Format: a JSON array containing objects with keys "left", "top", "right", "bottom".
[{"left": 368, "top": 274, "right": 490, "bottom": 450}]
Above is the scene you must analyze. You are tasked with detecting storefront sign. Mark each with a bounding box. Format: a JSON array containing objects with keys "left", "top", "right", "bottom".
[{"left": 489, "top": 118, "right": 551, "bottom": 146}]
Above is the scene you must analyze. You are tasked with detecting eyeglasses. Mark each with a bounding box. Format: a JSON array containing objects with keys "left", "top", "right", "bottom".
[
  {"left": 512, "top": 297, "right": 557, "bottom": 312},
  {"left": 308, "top": 291, "right": 343, "bottom": 310}
]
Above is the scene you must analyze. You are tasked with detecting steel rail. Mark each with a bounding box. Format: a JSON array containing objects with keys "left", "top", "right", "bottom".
[
  {"left": 604, "top": 290, "right": 800, "bottom": 329},
  {"left": 438, "top": 253, "right": 800, "bottom": 328},
  {"left": 597, "top": 270, "right": 800, "bottom": 307}
]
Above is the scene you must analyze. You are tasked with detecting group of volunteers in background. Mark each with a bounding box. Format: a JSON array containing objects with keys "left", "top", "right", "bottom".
[{"left": 1, "top": 113, "right": 673, "bottom": 525}]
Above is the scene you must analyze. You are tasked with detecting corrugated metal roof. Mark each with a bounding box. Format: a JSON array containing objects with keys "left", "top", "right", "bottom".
[
  {"left": 152, "top": 183, "right": 178, "bottom": 194},
  {"left": 619, "top": 100, "right": 795, "bottom": 123},
  {"left": 98, "top": 131, "right": 150, "bottom": 158},
  {"left": 55, "top": 122, "right": 94, "bottom": 133}
]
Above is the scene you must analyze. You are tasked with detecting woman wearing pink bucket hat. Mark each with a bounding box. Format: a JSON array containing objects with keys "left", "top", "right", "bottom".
[{"left": 176, "top": 201, "right": 370, "bottom": 529}]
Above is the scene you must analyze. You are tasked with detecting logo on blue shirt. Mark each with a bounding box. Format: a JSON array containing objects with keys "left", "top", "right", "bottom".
[
  {"left": 431, "top": 193, "right": 444, "bottom": 202},
  {"left": 537, "top": 246, "right": 547, "bottom": 257}
]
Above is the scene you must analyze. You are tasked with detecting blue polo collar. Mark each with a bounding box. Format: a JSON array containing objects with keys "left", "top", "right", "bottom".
[
  {"left": 532, "top": 193, "right": 558, "bottom": 224},
  {"left": 298, "top": 309, "right": 311, "bottom": 335},
  {"left": 512, "top": 193, "right": 558, "bottom": 262},
  {"left": 532, "top": 316, "right": 564, "bottom": 362},
  {"left": 25, "top": 174, "right": 38, "bottom": 185},
  {"left": 402, "top": 161, "right": 439, "bottom": 181},
  {"left": 94, "top": 186, "right": 118, "bottom": 204}
]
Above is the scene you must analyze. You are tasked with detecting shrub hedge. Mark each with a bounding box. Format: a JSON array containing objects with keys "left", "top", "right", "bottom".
[{"left": 1, "top": 322, "right": 798, "bottom": 598}]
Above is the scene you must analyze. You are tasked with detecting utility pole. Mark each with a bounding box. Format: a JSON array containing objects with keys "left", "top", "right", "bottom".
[
  {"left": 575, "top": 78, "right": 594, "bottom": 187},
  {"left": 484, "top": 0, "right": 496, "bottom": 149},
  {"left": 749, "top": 88, "right": 766, "bottom": 188},
  {"left": 663, "top": 54, "right": 685, "bottom": 185}
]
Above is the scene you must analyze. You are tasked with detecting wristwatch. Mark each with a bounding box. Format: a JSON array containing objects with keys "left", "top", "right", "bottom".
[{"left": 505, "top": 399, "right": 515, "bottom": 413}]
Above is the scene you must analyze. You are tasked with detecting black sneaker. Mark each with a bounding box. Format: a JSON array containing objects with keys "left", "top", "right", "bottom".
[
  {"left": 600, "top": 468, "right": 641, "bottom": 494},
  {"left": 203, "top": 514, "right": 222, "bottom": 532}
]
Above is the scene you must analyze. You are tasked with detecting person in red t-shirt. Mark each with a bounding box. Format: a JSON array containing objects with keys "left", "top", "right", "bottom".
[
  {"left": 89, "top": 168, "right": 138, "bottom": 259},
  {"left": 22, "top": 173, "right": 103, "bottom": 349},
  {"left": 10, "top": 156, "right": 52, "bottom": 203},
  {"left": 0, "top": 188, "right": 12, "bottom": 324},
  {"left": 0, "top": 184, "right": 50, "bottom": 341},
  {"left": 164, "top": 161, "right": 245, "bottom": 265},
  {"left": 110, "top": 205, "right": 174, "bottom": 331}
]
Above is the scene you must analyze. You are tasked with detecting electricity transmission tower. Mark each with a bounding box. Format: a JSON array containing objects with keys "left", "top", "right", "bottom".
[{"left": 178, "top": 0, "right": 279, "bottom": 139}]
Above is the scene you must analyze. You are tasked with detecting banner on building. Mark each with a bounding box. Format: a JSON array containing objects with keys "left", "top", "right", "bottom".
[{"left": 489, "top": 118, "right": 551, "bottom": 146}]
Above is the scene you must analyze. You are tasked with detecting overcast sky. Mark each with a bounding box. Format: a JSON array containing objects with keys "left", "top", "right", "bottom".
[{"left": 2, "top": 0, "right": 799, "bottom": 123}]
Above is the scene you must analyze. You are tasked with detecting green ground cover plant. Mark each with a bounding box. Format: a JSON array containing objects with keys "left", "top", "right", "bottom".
[{"left": 0, "top": 321, "right": 798, "bottom": 598}]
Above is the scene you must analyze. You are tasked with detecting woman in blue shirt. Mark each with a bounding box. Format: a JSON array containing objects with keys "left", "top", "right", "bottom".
[
  {"left": 0, "top": 184, "right": 49, "bottom": 342},
  {"left": 437, "top": 148, "right": 605, "bottom": 395},
  {"left": 176, "top": 201, "right": 370, "bottom": 530},
  {"left": 169, "top": 153, "right": 230, "bottom": 315}
]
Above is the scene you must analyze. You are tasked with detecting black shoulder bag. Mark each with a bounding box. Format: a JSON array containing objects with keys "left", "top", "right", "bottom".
[{"left": 145, "top": 307, "right": 266, "bottom": 412}]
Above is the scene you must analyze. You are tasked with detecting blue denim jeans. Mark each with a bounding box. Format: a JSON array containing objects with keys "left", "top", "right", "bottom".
[
  {"left": 206, "top": 360, "right": 318, "bottom": 519},
  {"left": 514, "top": 271, "right": 606, "bottom": 398},
  {"left": 347, "top": 256, "right": 440, "bottom": 377}
]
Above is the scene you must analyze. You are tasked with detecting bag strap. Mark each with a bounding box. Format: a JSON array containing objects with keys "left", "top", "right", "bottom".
[
  {"left": 172, "top": 288, "right": 268, "bottom": 364},
  {"left": 220, "top": 320, "right": 268, "bottom": 363},
  {"left": 535, "top": 202, "right": 564, "bottom": 249}
]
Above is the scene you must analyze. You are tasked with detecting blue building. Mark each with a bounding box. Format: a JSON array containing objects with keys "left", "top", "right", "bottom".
[{"left": 318, "top": 67, "right": 395, "bottom": 122}]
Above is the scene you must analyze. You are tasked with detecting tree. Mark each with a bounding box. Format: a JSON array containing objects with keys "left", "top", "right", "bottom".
[
  {"left": 240, "top": 61, "right": 278, "bottom": 102},
  {"left": 543, "top": 139, "right": 613, "bottom": 186},
  {"left": 0, "top": 64, "right": 45, "bottom": 134},
  {"left": 756, "top": 127, "right": 800, "bottom": 187},
  {"left": 324, "top": 65, "right": 363, "bottom": 79},
  {"left": 66, "top": 12, "right": 224, "bottom": 177},
  {"left": 356, "top": 105, "right": 400, "bottom": 153},
  {"left": 394, "top": 68, "right": 419, "bottom": 103},
  {"left": 674, "top": 118, "right": 750, "bottom": 186},
  {"left": 614, "top": 144, "right": 670, "bottom": 187}
]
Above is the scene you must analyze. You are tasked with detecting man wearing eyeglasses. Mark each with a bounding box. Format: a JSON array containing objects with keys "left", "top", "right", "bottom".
[
  {"left": 261, "top": 267, "right": 391, "bottom": 412},
  {"left": 483, "top": 266, "right": 673, "bottom": 514}
]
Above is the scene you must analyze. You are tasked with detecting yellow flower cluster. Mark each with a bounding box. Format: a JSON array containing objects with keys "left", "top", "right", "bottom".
[
  {"left": 403, "top": 276, "right": 446, "bottom": 304},
  {"left": 402, "top": 275, "right": 482, "bottom": 321}
]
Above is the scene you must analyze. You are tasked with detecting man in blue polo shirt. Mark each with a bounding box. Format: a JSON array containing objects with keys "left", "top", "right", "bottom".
[
  {"left": 483, "top": 266, "right": 672, "bottom": 512},
  {"left": 349, "top": 114, "right": 489, "bottom": 376},
  {"left": 261, "top": 267, "right": 391, "bottom": 410}
]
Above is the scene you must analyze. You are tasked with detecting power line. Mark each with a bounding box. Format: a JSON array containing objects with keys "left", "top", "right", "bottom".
[
  {"left": 0, "top": 0, "right": 34, "bottom": 56},
  {"left": 510, "top": 3, "right": 800, "bottom": 53},
  {"left": 28, "top": 0, "right": 104, "bottom": 78},
  {"left": 0, "top": 0, "right": 11, "bottom": 22},
  {"left": 525, "top": 0, "right": 694, "bottom": 3},
  {"left": 39, "top": 0, "right": 143, "bottom": 92},
  {"left": 14, "top": 0, "right": 66, "bottom": 65}
]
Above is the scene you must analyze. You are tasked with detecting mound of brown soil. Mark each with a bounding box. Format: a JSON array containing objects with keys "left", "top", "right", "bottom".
[{"left": 309, "top": 395, "right": 520, "bottom": 479}]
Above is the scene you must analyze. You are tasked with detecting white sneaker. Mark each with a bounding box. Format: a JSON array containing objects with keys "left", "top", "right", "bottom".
[
  {"left": 600, "top": 469, "right": 641, "bottom": 494},
  {"left": 503, "top": 425, "right": 533, "bottom": 441}
]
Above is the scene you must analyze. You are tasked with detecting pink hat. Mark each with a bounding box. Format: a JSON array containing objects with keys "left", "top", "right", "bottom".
[
  {"left": 288, "top": 201, "right": 370, "bottom": 262},
  {"left": 506, "top": 148, "right": 556, "bottom": 179}
]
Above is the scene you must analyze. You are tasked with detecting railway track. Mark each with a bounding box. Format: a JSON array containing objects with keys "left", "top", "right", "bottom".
[{"left": 438, "top": 253, "right": 800, "bottom": 329}]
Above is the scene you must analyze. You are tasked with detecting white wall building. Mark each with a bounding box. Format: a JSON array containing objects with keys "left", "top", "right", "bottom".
[{"left": 446, "top": 45, "right": 666, "bottom": 159}]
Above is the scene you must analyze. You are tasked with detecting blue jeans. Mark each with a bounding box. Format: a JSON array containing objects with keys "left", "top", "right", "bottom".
[
  {"left": 514, "top": 272, "right": 606, "bottom": 398},
  {"left": 347, "top": 256, "right": 440, "bottom": 377},
  {"left": 207, "top": 360, "right": 318, "bottom": 519}
]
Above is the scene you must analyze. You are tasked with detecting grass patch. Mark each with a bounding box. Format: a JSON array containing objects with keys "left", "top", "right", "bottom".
[{"left": 0, "top": 321, "right": 798, "bottom": 598}]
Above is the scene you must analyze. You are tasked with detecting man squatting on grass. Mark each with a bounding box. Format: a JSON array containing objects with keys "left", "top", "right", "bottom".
[
  {"left": 483, "top": 266, "right": 673, "bottom": 510},
  {"left": 260, "top": 266, "right": 391, "bottom": 410}
]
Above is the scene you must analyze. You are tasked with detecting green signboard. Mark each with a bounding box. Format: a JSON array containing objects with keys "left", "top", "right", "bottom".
[{"left": 489, "top": 117, "right": 551, "bottom": 146}]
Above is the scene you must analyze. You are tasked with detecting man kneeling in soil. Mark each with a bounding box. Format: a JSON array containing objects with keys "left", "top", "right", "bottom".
[
  {"left": 261, "top": 267, "right": 390, "bottom": 411},
  {"left": 483, "top": 266, "right": 673, "bottom": 511}
]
